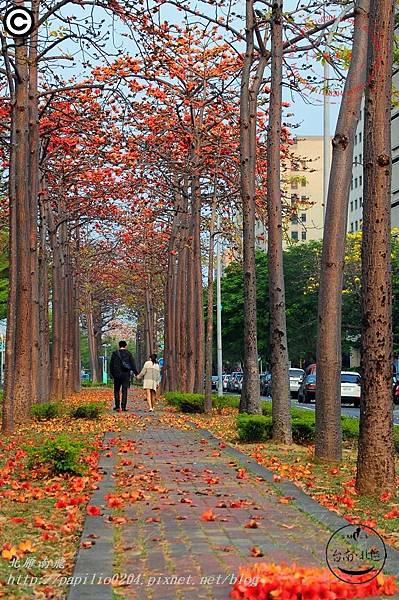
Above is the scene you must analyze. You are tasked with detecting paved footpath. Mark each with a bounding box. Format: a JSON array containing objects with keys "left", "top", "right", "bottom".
[{"left": 69, "top": 396, "right": 399, "bottom": 600}]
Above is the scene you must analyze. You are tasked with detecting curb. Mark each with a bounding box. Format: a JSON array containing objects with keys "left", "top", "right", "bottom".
[
  {"left": 189, "top": 422, "right": 399, "bottom": 580},
  {"left": 67, "top": 431, "right": 117, "bottom": 600}
]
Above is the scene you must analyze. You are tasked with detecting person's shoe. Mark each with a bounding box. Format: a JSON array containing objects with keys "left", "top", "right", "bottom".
[
  {"left": 113, "top": 407, "right": 119, "bottom": 411},
  {"left": 122, "top": 408, "right": 127, "bottom": 412},
  {"left": 149, "top": 407, "right": 154, "bottom": 412}
]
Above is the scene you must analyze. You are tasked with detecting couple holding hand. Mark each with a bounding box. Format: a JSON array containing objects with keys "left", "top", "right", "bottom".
[{"left": 109, "top": 340, "right": 161, "bottom": 412}]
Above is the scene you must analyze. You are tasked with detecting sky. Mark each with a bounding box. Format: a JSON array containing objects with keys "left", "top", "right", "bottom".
[{"left": 49, "top": 0, "right": 343, "bottom": 137}]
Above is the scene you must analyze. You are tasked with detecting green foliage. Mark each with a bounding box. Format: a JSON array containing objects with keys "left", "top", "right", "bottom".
[
  {"left": 25, "top": 434, "right": 86, "bottom": 475},
  {"left": 220, "top": 233, "right": 399, "bottom": 365},
  {"left": 31, "top": 402, "right": 61, "bottom": 421},
  {"left": 164, "top": 392, "right": 239, "bottom": 413},
  {"left": 246, "top": 403, "right": 399, "bottom": 450},
  {"left": 237, "top": 414, "right": 273, "bottom": 442},
  {"left": 164, "top": 392, "right": 205, "bottom": 413},
  {"left": 72, "top": 402, "right": 105, "bottom": 419}
]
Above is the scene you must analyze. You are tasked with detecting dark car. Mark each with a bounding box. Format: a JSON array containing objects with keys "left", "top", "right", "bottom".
[
  {"left": 260, "top": 373, "right": 272, "bottom": 396},
  {"left": 211, "top": 375, "right": 219, "bottom": 390},
  {"left": 298, "top": 373, "right": 316, "bottom": 403}
]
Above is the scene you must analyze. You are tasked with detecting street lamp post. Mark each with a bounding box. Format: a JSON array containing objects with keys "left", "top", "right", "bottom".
[
  {"left": 216, "top": 214, "right": 223, "bottom": 397},
  {"left": 102, "top": 343, "right": 110, "bottom": 384}
]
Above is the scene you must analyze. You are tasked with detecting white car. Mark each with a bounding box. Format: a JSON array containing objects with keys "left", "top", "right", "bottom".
[
  {"left": 340, "top": 371, "right": 361, "bottom": 407},
  {"left": 289, "top": 368, "right": 305, "bottom": 398}
]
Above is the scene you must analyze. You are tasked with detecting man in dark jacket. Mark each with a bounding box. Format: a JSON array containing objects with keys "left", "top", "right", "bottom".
[{"left": 109, "top": 340, "right": 138, "bottom": 412}]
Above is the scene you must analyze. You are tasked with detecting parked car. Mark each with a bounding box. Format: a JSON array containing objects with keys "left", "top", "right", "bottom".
[
  {"left": 393, "top": 374, "right": 399, "bottom": 405},
  {"left": 340, "top": 371, "right": 361, "bottom": 407},
  {"left": 289, "top": 368, "right": 305, "bottom": 398},
  {"left": 260, "top": 373, "right": 272, "bottom": 397},
  {"left": 298, "top": 374, "right": 316, "bottom": 403},
  {"left": 81, "top": 370, "right": 90, "bottom": 382},
  {"left": 211, "top": 375, "right": 219, "bottom": 390},
  {"left": 227, "top": 371, "right": 243, "bottom": 393},
  {"left": 223, "top": 374, "right": 231, "bottom": 391}
]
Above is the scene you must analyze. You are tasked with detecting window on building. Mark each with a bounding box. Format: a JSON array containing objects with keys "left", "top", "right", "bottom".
[
  {"left": 354, "top": 156, "right": 358, "bottom": 166},
  {"left": 301, "top": 231, "right": 307, "bottom": 241},
  {"left": 359, "top": 175, "right": 362, "bottom": 186},
  {"left": 291, "top": 179, "right": 298, "bottom": 189},
  {"left": 355, "top": 178, "right": 358, "bottom": 188},
  {"left": 360, "top": 219, "right": 363, "bottom": 230},
  {"left": 355, "top": 220, "right": 358, "bottom": 231},
  {"left": 351, "top": 180, "right": 353, "bottom": 191},
  {"left": 291, "top": 231, "right": 298, "bottom": 241},
  {"left": 355, "top": 134, "right": 358, "bottom": 145},
  {"left": 291, "top": 214, "right": 299, "bottom": 224},
  {"left": 350, "top": 201, "right": 353, "bottom": 212},
  {"left": 359, "top": 131, "right": 362, "bottom": 143},
  {"left": 301, "top": 195, "right": 308, "bottom": 201},
  {"left": 350, "top": 222, "right": 354, "bottom": 232},
  {"left": 301, "top": 178, "right": 306, "bottom": 187},
  {"left": 360, "top": 197, "right": 363, "bottom": 206},
  {"left": 301, "top": 213, "right": 306, "bottom": 222},
  {"left": 301, "top": 160, "right": 307, "bottom": 170},
  {"left": 359, "top": 153, "right": 362, "bottom": 163},
  {"left": 355, "top": 198, "right": 358, "bottom": 210}
]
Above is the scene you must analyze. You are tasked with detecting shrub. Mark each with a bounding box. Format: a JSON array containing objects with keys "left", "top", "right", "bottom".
[
  {"left": 31, "top": 402, "right": 61, "bottom": 421},
  {"left": 237, "top": 414, "right": 273, "bottom": 442},
  {"left": 292, "top": 420, "right": 315, "bottom": 443},
  {"left": 164, "top": 392, "right": 204, "bottom": 413},
  {"left": 25, "top": 434, "right": 86, "bottom": 475},
  {"left": 164, "top": 392, "right": 240, "bottom": 413},
  {"left": 72, "top": 402, "right": 105, "bottom": 419}
]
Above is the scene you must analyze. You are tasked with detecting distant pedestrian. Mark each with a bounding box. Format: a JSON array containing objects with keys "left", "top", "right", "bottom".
[
  {"left": 137, "top": 353, "right": 161, "bottom": 412},
  {"left": 109, "top": 341, "right": 138, "bottom": 412}
]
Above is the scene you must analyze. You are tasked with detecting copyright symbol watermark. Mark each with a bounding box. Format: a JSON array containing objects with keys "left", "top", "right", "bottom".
[{"left": 3, "top": 6, "right": 35, "bottom": 37}]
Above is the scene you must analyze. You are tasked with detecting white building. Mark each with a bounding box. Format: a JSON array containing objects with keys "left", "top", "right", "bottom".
[{"left": 348, "top": 71, "right": 399, "bottom": 232}]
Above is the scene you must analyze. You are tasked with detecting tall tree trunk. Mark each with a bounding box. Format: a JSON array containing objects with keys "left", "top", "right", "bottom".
[
  {"left": 192, "top": 174, "right": 205, "bottom": 394},
  {"left": 356, "top": 0, "right": 395, "bottom": 495},
  {"left": 144, "top": 285, "right": 154, "bottom": 354},
  {"left": 72, "top": 225, "right": 81, "bottom": 393},
  {"left": 37, "top": 188, "right": 50, "bottom": 403},
  {"left": 204, "top": 194, "right": 217, "bottom": 413},
  {"left": 186, "top": 185, "right": 197, "bottom": 393},
  {"left": 3, "top": 34, "right": 33, "bottom": 427},
  {"left": 315, "top": 0, "right": 370, "bottom": 461},
  {"left": 239, "top": 0, "right": 262, "bottom": 414},
  {"left": 267, "top": 0, "right": 291, "bottom": 443},
  {"left": 162, "top": 186, "right": 182, "bottom": 392},
  {"left": 176, "top": 185, "right": 189, "bottom": 391},
  {"left": 28, "top": 0, "right": 41, "bottom": 407},
  {"left": 86, "top": 293, "right": 100, "bottom": 383}
]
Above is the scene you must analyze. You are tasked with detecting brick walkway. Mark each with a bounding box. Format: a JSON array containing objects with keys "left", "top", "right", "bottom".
[
  {"left": 69, "top": 394, "right": 399, "bottom": 600},
  {"left": 114, "top": 410, "right": 345, "bottom": 599}
]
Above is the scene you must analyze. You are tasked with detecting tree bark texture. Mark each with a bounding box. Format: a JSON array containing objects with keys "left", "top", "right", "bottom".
[{"left": 356, "top": 0, "right": 395, "bottom": 495}]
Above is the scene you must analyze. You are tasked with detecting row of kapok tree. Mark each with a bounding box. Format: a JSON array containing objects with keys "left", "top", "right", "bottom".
[
  {"left": 1, "top": 0, "right": 395, "bottom": 496},
  {"left": 132, "top": 0, "right": 395, "bottom": 496}
]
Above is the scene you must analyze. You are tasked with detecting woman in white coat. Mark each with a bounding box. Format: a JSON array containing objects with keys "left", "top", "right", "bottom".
[{"left": 137, "top": 353, "right": 161, "bottom": 411}]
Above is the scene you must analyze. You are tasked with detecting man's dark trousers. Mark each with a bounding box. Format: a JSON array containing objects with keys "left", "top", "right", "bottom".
[{"left": 114, "top": 373, "right": 130, "bottom": 410}]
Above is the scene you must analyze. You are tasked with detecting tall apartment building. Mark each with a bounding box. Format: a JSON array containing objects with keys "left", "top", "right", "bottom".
[
  {"left": 255, "top": 135, "right": 331, "bottom": 250},
  {"left": 348, "top": 69, "right": 399, "bottom": 232}
]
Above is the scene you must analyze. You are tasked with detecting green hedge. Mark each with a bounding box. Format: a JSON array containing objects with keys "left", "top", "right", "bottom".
[
  {"left": 164, "top": 392, "right": 239, "bottom": 413},
  {"left": 242, "top": 403, "right": 399, "bottom": 450},
  {"left": 31, "top": 402, "right": 62, "bottom": 421},
  {"left": 71, "top": 402, "right": 105, "bottom": 419}
]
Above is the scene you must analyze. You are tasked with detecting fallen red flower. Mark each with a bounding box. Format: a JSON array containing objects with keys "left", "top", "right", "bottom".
[{"left": 230, "top": 563, "right": 398, "bottom": 599}]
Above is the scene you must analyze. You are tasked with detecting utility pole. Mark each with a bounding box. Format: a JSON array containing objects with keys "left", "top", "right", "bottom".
[{"left": 216, "top": 214, "right": 223, "bottom": 396}]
